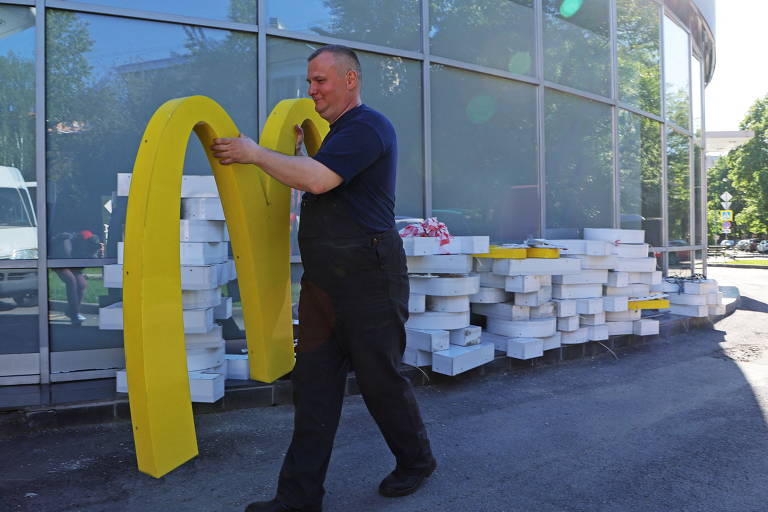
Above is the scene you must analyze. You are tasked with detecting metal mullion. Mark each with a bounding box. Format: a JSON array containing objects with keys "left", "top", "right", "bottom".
[
  {"left": 542, "top": 81, "right": 613, "bottom": 107},
  {"left": 35, "top": 0, "right": 49, "bottom": 384},
  {"left": 266, "top": 29, "right": 424, "bottom": 61},
  {"left": 661, "top": 125, "right": 668, "bottom": 275},
  {"left": 617, "top": 101, "right": 664, "bottom": 124},
  {"left": 699, "top": 59, "right": 708, "bottom": 275},
  {"left": 535, "top": 0, "right": 545, "bottom": 237},
  {"left": 659, "top": 2, "right": 666, "bottom": 124},
  {"left": 421, "top": 0, "right": 432, "bottom": 219},
  {"left": 0, "top": 260, "right": 38, "bottom": 269},
  {"left": 2, "top": 0, "right": 35, "bottom": 5},
  {"left": 45, "top": 0, "right": 259, "bottom": 33},
  {"left": 47, "top": 258, "right": 117, "bottom": 268},
  {"left": 257, "top": 0, "right": 267, "bottom": 132},
  {"left": 610, "top": 0, "right": 619, "bottom": 228},
  {"left": 666, "top": 122, "right": 692, "bottom": 138},
  {"left": 428, "top": 55, "right": 539, "bottom": 87}
]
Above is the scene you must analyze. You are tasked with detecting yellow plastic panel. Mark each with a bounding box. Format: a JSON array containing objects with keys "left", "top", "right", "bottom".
[
  {"left": 124, "top": 96, "right": 328, "bottom": 478},
  {"left": 526, "top": 248, "right": 560, "bottom": 259},
  {"left": 627, "top": 299, "right": 670, "bottom": 310},
  {"left": 473, "top": 245, "right": 528, "bottom": 259}
]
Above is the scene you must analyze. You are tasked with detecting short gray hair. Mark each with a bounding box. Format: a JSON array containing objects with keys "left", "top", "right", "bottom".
[{"left": 307, "top": 44, "right": 362, "bottom": 81}]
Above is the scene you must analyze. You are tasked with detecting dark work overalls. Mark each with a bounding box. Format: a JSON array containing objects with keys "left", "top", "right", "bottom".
[{"left": 276, "top": 191, "right": 434, "bottom": 511}]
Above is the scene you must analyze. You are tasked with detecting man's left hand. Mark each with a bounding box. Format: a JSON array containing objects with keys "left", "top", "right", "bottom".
[{"left": 211, "top": 134, "right": 261, "bottom": 165}]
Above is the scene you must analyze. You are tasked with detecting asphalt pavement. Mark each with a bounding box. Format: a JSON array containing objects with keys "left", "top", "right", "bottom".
[{"left": 2, "top": 267, "right": 768, "bottom": 512}]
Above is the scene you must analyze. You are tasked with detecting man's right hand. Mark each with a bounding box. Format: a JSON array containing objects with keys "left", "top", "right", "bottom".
[{"left": 211, "top": 134, "right": 261, "bottom": 165}]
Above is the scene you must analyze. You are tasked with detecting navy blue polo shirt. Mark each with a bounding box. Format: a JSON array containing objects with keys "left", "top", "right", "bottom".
[{"left": 310, "top": 104, "right": 397, "bottom": 233}]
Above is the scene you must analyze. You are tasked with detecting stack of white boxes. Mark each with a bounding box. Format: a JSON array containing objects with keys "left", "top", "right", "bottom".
[
  {"left": 473, "top": 252, "right": 581, "bottom": 359},
  {"left": 657, "top": 278, "right": 724, "bottom": 317},
  {"left": 402, "top": 236, "right": 497, "bottom": 376},
  {"left": 101, "top": 173, "right": 241, "bottom": 403}
]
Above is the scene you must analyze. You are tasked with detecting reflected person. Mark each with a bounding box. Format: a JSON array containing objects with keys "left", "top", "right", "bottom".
[{"left": 51, "top": 230, "right": 102, "bottom": 326}]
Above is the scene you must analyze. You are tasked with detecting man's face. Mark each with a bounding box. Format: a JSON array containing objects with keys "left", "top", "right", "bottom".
[{"left": 306, "top": 52, "right": 354, "bottom": 122}]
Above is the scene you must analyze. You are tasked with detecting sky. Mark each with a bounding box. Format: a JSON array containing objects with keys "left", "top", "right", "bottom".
[{"left": 704, "top": 0, "right": 768, "bottom": 132}]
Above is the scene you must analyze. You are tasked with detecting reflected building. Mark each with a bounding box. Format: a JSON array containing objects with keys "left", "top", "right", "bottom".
[{"left": 0, "top": 0, "right": 715, "bottom": 389}]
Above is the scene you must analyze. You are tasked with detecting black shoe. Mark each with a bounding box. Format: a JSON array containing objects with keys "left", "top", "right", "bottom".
[
  {"left": 378, "top": 458, "right": 437, "bottom": 498},
  {"left": 244, "top": 498, "right": 302, "bottom": 512}
]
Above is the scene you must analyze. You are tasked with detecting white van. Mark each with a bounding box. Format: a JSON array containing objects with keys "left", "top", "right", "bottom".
[{"left": 0, "top": 166, "right": 38, "bottom": 306}]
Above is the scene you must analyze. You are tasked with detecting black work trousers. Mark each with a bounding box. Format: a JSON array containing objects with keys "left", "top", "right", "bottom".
[{"left": 276, "top": 193, "right": 434, "bottom": 511}]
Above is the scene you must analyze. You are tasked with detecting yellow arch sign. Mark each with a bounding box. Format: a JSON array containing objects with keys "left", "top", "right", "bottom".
[{"left": 123, "top": 96, "right": 328, "bottom": 478}]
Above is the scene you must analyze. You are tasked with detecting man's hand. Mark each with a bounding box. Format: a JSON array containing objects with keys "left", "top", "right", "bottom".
[{"left": 211, "top": 134, "right": 261, "bottom": 165}]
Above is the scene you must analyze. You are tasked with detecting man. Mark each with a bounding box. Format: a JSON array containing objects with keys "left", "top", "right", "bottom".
[{"left": 211, "top": 45, "right": 436, "bottom": 512}]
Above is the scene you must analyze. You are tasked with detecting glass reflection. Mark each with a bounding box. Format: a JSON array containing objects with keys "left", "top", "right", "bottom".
[
  {"left": 616, "top": 0, "right": 660, "bottom": 115},
  {"left": 57, "top": 0, "right": 257, "bottom": 24},
  {"left": 694, "top": 143, "right": 702, "bottom": 245},
  {"left": 431, "top": 65, "right": 538, "bottom": 241},
  {"left": 663, "top": 16, "right": 690, "bottom": 129},
  {"left": 543, "top": 0, "right": 611, "bottom": 97},
  {"left": 0, "top": 5, "right": 37, "bottom": 261},
  {"left": 692, "top": 56, "right": 703, "bottom": 138},
  {"left": 0, "top": 268, "right": 39, "bottom": 355},
  {"left": 619, "top": 110, "right": 662, "bottom": 247},
  {"left": 430, "top": 0, "right": 535, "bottom": 75},
  {"left": 267, "top": 0, "right": 420, "bottom": 50},
  {"left": 545, "top": 89, "right": 613, "bottom": 236},
  {"left": 667, "top": 130, "right": 691, "bottom": 244},
  {"left": 45, "top": 11, "right": 257, "bottom": 260},
  {"left": 668, "top": 249, "right": 692, "bottom": 275}
]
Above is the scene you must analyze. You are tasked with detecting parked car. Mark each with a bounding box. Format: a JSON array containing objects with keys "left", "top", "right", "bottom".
[
  {"left": 720, "top": 239, "right": 736, "bottom": 248},
  {"left": 747, "top": 238, "right": 762, "bottom": 252},
  {"left": 758, "top": 240, "right": 768, "bottom": 253},
  {"left": 735, "top": 239, "right": 752, "bottom": 251}
]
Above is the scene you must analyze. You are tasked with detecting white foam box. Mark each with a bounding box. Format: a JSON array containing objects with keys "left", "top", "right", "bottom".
[
  {"left": 481, "top": 331, "right": 514, "bottom": 352},
  {"left": 709, "top": 304, "right": 726, "bottom": 316},
  {"left": 431, "top": 342, "right": 495, "bottom": 376},
  {"left": 541, "top": 332, "right": 562, "bottom": 350},
  {"left": 440, "top": 236, "right": 490, "bottom": 255},
  {"left": 514, "top": 287, "right": 551, "bottom": 307},
  {"left": 426, "top": 295, "right": 470, "bottom": 313},
  {"left": 225, "top": 354, "right": 249, "bottom": 380},
  {"left": 614, "top": 257, "right": 656, "bottom": 273},
  {"left": 181, "top": 197, "right": 225, "bottom": 220},
  {"left": 604, "top": 284, "right": 651, "bottom": 297},
  {"left": 580, "top": 312, "right": 606, "bottom": 326},
  {"left": 670, "top": 304, "right": 709, "bottom": 317},
  {"left": 188, "top": 371, "right": 225, "bottom": 403},
  {"left": 607, "top": 321, "right": 633, "bottom": 335},
  {"left": 504, "top": 275, "right": 541, "bottom": 293},
  {"left": 100, "top": 303, "right": 214, "bottom": 333},
  {"left": 633, "top": 318, "right": 659, "bottom": 336},
  {"left": 607, "top": 271, "right": 630, "bottom": 288},
  {"left": 587, "top": 324, "right": 609, "bottom": 341},
  {"left": 118, "top": 173, "right": 220, "bottom": 198},
  {"left": 506, "top": 338, "right": 543, "bottom": 360},
  {"left": 560, "top": 327, "right": 589, "bottom": 344},
  {"left": 187, "top": 344, "right": 225, "bottom": 372},
  {"left": 628, "top": 271, "right": 662, "bottom": 285},
  {"left": 612, "top": 243, "right": 649, "bottom": 258},
  {"left": 216, "top": 260, "right": 237, "bottom": 285},
  {"left": 658, "top": 280, "right": 682, "bottom": 293},
  {"left": 106, "top": 264, "right": 219, "bottom": 290},
  {"left": 562, "top": 254, "right": 617, "bottom": 270},
  {"left": 118, "top": 241, "right": 229, "bottom": 266},
  {"left": 471, "top": 302, "right": 530, "bottom": 321},
  {"left": 530, "top": 302, "right": 555, "bottom": 319},
  {"left": 492, "top": 258, "right": 581, "bottom": 276},
  {"left": 667, "top": 293, "right": 708, "bottom": 306},
  {"left": 557, "top": 315, "right": 580, "bottom": 332},
  {"left": 583, "top": 228, "right": 644, "bottom": 244},
  {"left": 486, "top": 317, "right": 556, "bottom": 338},
  {"left": 180, "top": 219, "right": 228, "bottom": 242},
  {"left": 98, "top": 302, "right": 124, "bottom": 330},
  {"left": 478, "top": 272, "right": 506, "bottom": 289},
  {"left": 576, "top": 298, "right": 603, "bottom": 315},
  {"left": 449, "top": 325, "right": 482, "bottom": 346},
  {"left": 552, "top": 270, "right": 608, "bottom": 285},
  {"left": 403, "top": 347, "right": 433, "bottom": 367},
  {"left": 707, "top": 292, "right": 724, "bottom": 305},
  {"left": 606, "top": 309, "right": 641, "bottom": 321},
  {"left": 603, "top": 295, "right": 628, "bottom": 312},
  {"left": 213, "top": 296, "right": 232, "bottom": 320},
  {"left": 410, "top": 275, "right": 480, "bottom": 296},
  {"left": 551, "top": 284, "right": 603, "bottom": 299},
  {"left": 406, "top": 328, "right": 450, "bottom": 352},
  {"left": 183, "top": 288, "right": 222, "bottom": 309},
  {"left": 185, "top": 325, "right": 224, "bottom": 347},
  {"left": 402, "top": 236, "right": 441, "bottom": 256},
  {"left": 536, "top": 275, "right": 552, "bottom": 286},
  {"left": 405, "top": 311, "right": 470, "bottom": 330},
  {"left": 469, "top": 287, "right": 507, "bottom": 304},
  {"left": 683, "top": 280, "right": 718, "bottom": 295},
  {"left": 406, "top": 255, "right": 473, "bottom": 274},
  {"left": 548, "top": 239, "right": 613, "bottom": 256},
  {"left": 473, "top": 257, "right": 495, "bottom": 273},
  {"left": 552, "top": 299, "right": 577, "bottom": 317},
  {"left": 409, "top": 293, "right": 426, "bottom": 313}
]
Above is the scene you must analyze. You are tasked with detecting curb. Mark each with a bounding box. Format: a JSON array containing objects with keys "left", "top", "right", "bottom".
[{"left": 707, "top": 264, "right": 768, "bottom": 269}]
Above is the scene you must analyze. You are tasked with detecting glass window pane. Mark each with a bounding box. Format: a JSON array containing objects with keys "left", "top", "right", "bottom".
[
  {"left": 46, "top": 11, "right": 258, "bottom": 260},
  {"left": 0, "top": 5, "right": 38, "bottom": 261},
  {"left": 267, "top": 0, "right": 420, "bottom": 51},
  {"left": 543, "top": 0, "right": 611, "bottom": 97},
  {"left": 545, "top": 89, "right": 612, "bottom": 236},
  {"left": 56, "top": 1, "right": 257, "bottom": 24},
  {"left": 663, "top": 16, "right": 690, "bottom": 129},
  {"left": 430, "top": 65, "right": 538, "bottom": 242},
  {"left": 619, "top": 110, "right": 662, "bottom": 247},
  {"left": 617, "top": 0, "right": 661, "bottom": 115},
  {"left": 694, "top": 143, "right": 702, "bottom": 245},
  {"left": 667, "top": 130, "right": 691, "bottom": 244},
  {"left": 669, "top": 250, "right": 692, "bottom": 276},
  {"left": 0, "top": 268, "right": 39, "bottom": 356},
  {"left": 692, "top": 55, "right": 702, "bottom": 138},
  {"left": 430, "top": 0, "right": 535, "bottom": 75}
]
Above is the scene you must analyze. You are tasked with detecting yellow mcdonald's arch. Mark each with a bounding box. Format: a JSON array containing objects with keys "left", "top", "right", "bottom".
[{"left": 123, "top": 96, "right": 328, "bottom": 478}]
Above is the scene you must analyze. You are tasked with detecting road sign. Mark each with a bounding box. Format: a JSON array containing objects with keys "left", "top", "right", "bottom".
[
  {"left": 721, "top": 191, "right": 733, "bottom": 201},
  {"left": 722, "top": 228, "right": 731, "bottom": 233},
  {"left": 720, "top": 210, "right": 733, "bottom": 221},
  {"left": 721, "top": 201, "right": 731, "bottom": 209},
  {"left": 722, "top": 221, "right": 732, "bottom": 229}
]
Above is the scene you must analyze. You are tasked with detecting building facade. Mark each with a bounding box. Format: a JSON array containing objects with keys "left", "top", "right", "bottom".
[{"left": 0, "top": 0, "right": 715, "bottom": 387}]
